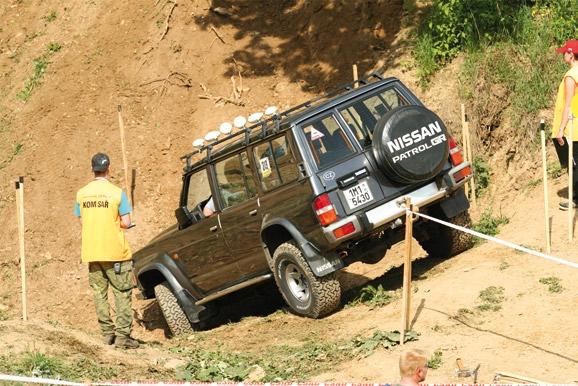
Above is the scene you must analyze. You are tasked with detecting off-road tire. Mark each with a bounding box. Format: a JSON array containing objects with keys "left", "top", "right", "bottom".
[
  {"left": 272, "top": 241, "right": 341, "bottom": 318},
  {"left": 154, "top": 282, "right": 195, "bottom": 336},
  {"left": 418, "top": 210, "right": 473, "bottom": 259}
]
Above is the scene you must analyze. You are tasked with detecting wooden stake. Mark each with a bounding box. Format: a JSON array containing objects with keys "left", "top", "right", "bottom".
[
  {"left": 352, "top": 64, "right": 358, "bottom": 88},
  {"left": 400, "top": 197, "right": 414, "bottom": 345},
  {"left": 117, "top": 105, "right": 131, "bottom": 206},
  {"left": 460, "top": 105, "right": 469, "bottom": 199},
  {"left": 465, "top": 115, "right": 476, "bottom": 206},
  {"left": 539, "top": 120, "right": 551, "bottom": 254},
  {"left": 568, "top": 114, "right": 574, "bottom": 241},
  {"left": 16, "top": 178, "right": 27, "bottom": 321}
]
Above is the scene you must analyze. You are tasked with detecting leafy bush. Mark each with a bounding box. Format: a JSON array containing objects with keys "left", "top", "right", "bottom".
[
  {"left": 349, "top": 284, "right": 397, "bottom": 308},
  {"left": 472, "top": 156, "right": 490, "bottom": 197},
  {"left": 428, "top": 349, "right": 444, "bottom": 369},
  {"left": 472, "top": 209, "right": 509, "bottom": 238}
]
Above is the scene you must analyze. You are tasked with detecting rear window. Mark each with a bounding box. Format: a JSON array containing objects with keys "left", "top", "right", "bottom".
[
  {"left": 302, "top": 114, "right": 355, "bottom": 169},
  {"left": 339, "top": 88, "right": 409, "bottom": 146}
]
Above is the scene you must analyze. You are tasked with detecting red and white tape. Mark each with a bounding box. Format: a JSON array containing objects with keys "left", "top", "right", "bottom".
[{"left": 408, "top": 209, "right": 578, "bottom": 269}]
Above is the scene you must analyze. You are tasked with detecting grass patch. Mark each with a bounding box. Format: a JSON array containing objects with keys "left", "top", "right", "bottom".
[
  {"left": 348, "top": 284, "right": 398, "bottom": 309},
  {"left": 176, "top": 329, "right": 418, "bottom": 382},
  {"left": 0, "top": 309, "right": 9, "bottom": 321},
  {"left": 499, "top": 261, "right": 510, "bottom": 270},
  {"left": 472, "top": 209, "right": 509, "bottom": 243},
  {"left": 0, "top": 142, "right": 24, "bottom": 170},
  {"left": 44, "top": 10, "right": 57, "bottom": 22},
  {"left": 547, "top": 161, "right": 562, "bottom": 179},
  {"left": 539, "top": 276, "right": 564, "bottom": 293},
  {"left": 472, "top": 156, "right": 490, "bottom": 197},
  {"left": 16, "top": 43, "right": 62, "bottom": 102},
  {"left": 476, "top": 286, "right": 505, "bottom": 312},
  {"left": 428, "top": 349, "right": 443, "bottom": 369},
  {"left": 0, "top": 351, "right": 118, "bottom": 382}
]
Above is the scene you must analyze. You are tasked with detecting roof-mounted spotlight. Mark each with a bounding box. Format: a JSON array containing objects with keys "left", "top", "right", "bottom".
[
  {"left": 192, "top": 138, "right": 205, "bottom": 148},
  {"left": 204, "top": 130, "right": 220, "bottom": 143},
  {"left": 264, "top": 106, "right": 278, "bottom": 116},
  {"left": 233, "top": 115, "right": 247, "bottom": 130},
  {"left": 219, "top": 122, "right": 233, "bottom": 135},
  {"left": 248, "top": 112, "right": 264, "bottom": 124}
]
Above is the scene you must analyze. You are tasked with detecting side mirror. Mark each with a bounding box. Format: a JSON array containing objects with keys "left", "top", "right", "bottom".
[{"left": 175, "top": 206, "right": 193, "bottom": 229}]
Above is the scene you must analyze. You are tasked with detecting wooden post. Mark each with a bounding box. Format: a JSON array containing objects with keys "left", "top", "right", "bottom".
[
  {"left": 16, "top": 178, "right": 27, "bottom": 321},
  {"left": 568, "top": 114, "right": 574, "bottom": 240},
  {"left": 465, "top": 119, "right": 476, "bottom": 207},
  {"left": 352, "top": 64, "right": 358, "bottom": 88},
  {"left": 540, "top": 120, "right": 551, "bottom": 254},
  {"left": 400, "top": 197, "right": 414, "bottom": 345},
  {"left": 117, "top": 105, "right": 131, "bottom": 206},
  {"left": 460, "top": 104, "right": 470, "bottom": 199}
]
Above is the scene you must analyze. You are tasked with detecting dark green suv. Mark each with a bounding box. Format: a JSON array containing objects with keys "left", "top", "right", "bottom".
[{"left": 133, "top": 74, "right": 473, "bottom": 335}]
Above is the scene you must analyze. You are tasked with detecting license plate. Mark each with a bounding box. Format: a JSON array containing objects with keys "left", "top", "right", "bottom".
[{"left": 344, "top": 181, "right": 373, "bottom": 210}]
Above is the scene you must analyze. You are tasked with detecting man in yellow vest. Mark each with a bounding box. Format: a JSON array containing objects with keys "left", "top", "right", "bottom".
[
  {"left": 552, "top": 39, "right": 578, "bottom": 210},
  {"left": 74, "top": 153, "right": 139, "bottom": 348}
]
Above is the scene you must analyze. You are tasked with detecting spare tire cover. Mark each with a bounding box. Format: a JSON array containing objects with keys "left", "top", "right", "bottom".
[{"left": 372, "top": 105, "right": 449, "bottom": 184}]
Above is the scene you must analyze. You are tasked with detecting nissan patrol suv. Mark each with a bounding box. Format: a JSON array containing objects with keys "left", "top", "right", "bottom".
[{"left": 133, "top": 74, "right": 473, "bottom": 335}]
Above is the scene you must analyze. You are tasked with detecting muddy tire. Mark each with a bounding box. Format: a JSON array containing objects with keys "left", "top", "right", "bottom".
[
  {"left": 154, "top": 282, "right": 195, "bottom": 336},
  {"left": 418, "top": 210, "right": 473, "bottom": 259},
  {"left": 272, "top": 241, "right": 341, "bottom": 318}
]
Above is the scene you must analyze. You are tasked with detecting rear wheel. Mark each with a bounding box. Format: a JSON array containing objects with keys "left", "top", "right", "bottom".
[
  {"left": 272, "top": 241, "right": 341, "bottom": 318},
  {"left": 417, "top": 210, "right": 473, "bottom": 259},
  {"left": 154, "top": 282, "right": 199, "bottom": 336}
]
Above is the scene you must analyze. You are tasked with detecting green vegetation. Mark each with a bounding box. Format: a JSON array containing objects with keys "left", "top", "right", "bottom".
[
  {"left": 348, "top": 284, "right": 398, "bottom": 308},
  {"left": 44, "top": 10, "right": 57, "bottom": 22},
  {"left": 547, "top": 161, "right": 562, "bottom": 179},
  {"left": 476, "top": 286, "right": 505, "bottom": 311},
  {"left": 472, "top": 156, "right": 490, "bottom": 197},
  {"left": 0, "top": 351, "right": 118, "bottom": 382},
  {"left": 539, "top": 276, "right": 564, "bottom": 293},
  {"left": 0, "top": 143, "right": 24, "bottom": 170},
  {"left": 176, "top": 330, "right": 419, "bottom": 382},
  {"left": 0, "top": 309, "right": 8, "bottom": 321},
  {"left": 472, "top": 209, "right": 509, "bottom": 242},
  {"left": 428, "top": 349, "right": 443, "bottom": 369},
  {"left": 17, "top": 42, "right": 62, "bottom": 102}
]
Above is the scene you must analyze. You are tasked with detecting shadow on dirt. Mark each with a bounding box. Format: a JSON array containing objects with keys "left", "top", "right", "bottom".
[
  {"left": 195, "top": 0, "right": 405, "bottom": 90},
  {"left": 139, "top": 254, "right": 447, "bottom": 335}
]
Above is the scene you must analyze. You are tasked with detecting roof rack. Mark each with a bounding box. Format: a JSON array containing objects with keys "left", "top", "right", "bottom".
[{"left": 180, "top": 72, "right": 384, "bottom": 170}]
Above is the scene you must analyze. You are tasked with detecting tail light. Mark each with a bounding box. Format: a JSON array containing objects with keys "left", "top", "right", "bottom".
[
  {"left": 448, "top": 136, "right": 464, "bottom": 166},
  {"left": 313, "top": 193, "right": 338, "bottom": 226},
  {"left": 453, "top": 165, "right": 472, "bottom": 183}
]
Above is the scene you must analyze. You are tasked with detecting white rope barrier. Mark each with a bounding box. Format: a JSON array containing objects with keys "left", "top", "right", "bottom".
[{"left": 409, "top": 209, "right": 578, "bottom": 269}]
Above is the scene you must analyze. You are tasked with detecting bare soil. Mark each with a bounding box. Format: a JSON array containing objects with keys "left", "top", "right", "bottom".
[{"left": 0, "top": 0, "right": 577, "bottom": 384}]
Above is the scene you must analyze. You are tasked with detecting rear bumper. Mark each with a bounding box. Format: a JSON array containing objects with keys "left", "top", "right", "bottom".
[{"left": 322, "top": 163, "right": 471, "bottom": 244}]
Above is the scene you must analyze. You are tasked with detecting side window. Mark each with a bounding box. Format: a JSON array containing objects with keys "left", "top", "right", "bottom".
[
  {"left": 186, "top": 168, "right": 212, "bottom": 212},
  {"left": 254, "top": 135, "right": 300, "bottom": 191},
  {"left": 254, "top": 142, "right": 281, "bottom": 191},
  {"left": 215, "top": 152, "right": 256, "bottom": 209},
  {"left": 271, "top": 136, "right": 299, "bottom": 184},
  {"left": 339, "top": 88, "right": 409, "bottom": 145},
  {"left": 302, "top": 114, "right": 355, "bottom": 168}
]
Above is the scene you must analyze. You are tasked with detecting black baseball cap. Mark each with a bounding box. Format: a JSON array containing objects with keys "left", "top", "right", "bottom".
[{"left": 91, "top": 152, "right": 110, "bottom": 172}]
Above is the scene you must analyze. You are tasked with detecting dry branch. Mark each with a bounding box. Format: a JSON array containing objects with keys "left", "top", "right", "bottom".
[
  {"left": 160, "top": 1, "right": 177, "bottom": 41},
  {"left": 210, "top": 25, "right": 226, "bottom": 44}
]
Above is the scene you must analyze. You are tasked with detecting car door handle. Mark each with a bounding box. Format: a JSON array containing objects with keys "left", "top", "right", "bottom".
[
  {"left": 249, "top": 209, "right": 258, "bottom": 216},
  {"left": 210, "top": 225, "right": 218, "bottom": 232}
]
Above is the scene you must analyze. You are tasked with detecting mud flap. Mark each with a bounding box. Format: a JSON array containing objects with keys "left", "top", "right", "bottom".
[
  {"left": 299, "top": 241, "right": 344, "bottom": 277},
  {"left": 439, "top": 188, "right": 469, "bottom": 218}
]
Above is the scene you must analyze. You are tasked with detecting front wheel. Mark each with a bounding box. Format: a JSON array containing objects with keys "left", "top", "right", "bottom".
[
  {"left": 154, "top": 282, "right": 200, "bottom": 336},
  {"left": 272, "top": 241, "right": 341, "bottom": 318}
]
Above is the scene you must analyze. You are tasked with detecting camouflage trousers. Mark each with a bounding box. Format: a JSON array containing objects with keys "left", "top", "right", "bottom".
[{"left": 88, "top": 261, "right": 134, "bottom": 337}]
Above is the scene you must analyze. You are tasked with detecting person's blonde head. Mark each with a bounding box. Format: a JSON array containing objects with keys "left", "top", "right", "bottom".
[{"left": 399, "top": 348, "right": 428, "bottom": 378}]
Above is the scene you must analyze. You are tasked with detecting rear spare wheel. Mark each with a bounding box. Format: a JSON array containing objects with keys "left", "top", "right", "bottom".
[{"left": 373, "top": 105, "right": 450, "bottom": 184}]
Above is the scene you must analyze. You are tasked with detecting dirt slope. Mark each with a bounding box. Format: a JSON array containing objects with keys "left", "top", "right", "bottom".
[{"left": 1, "top": 0, "right": 576, "bottom": 384}]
